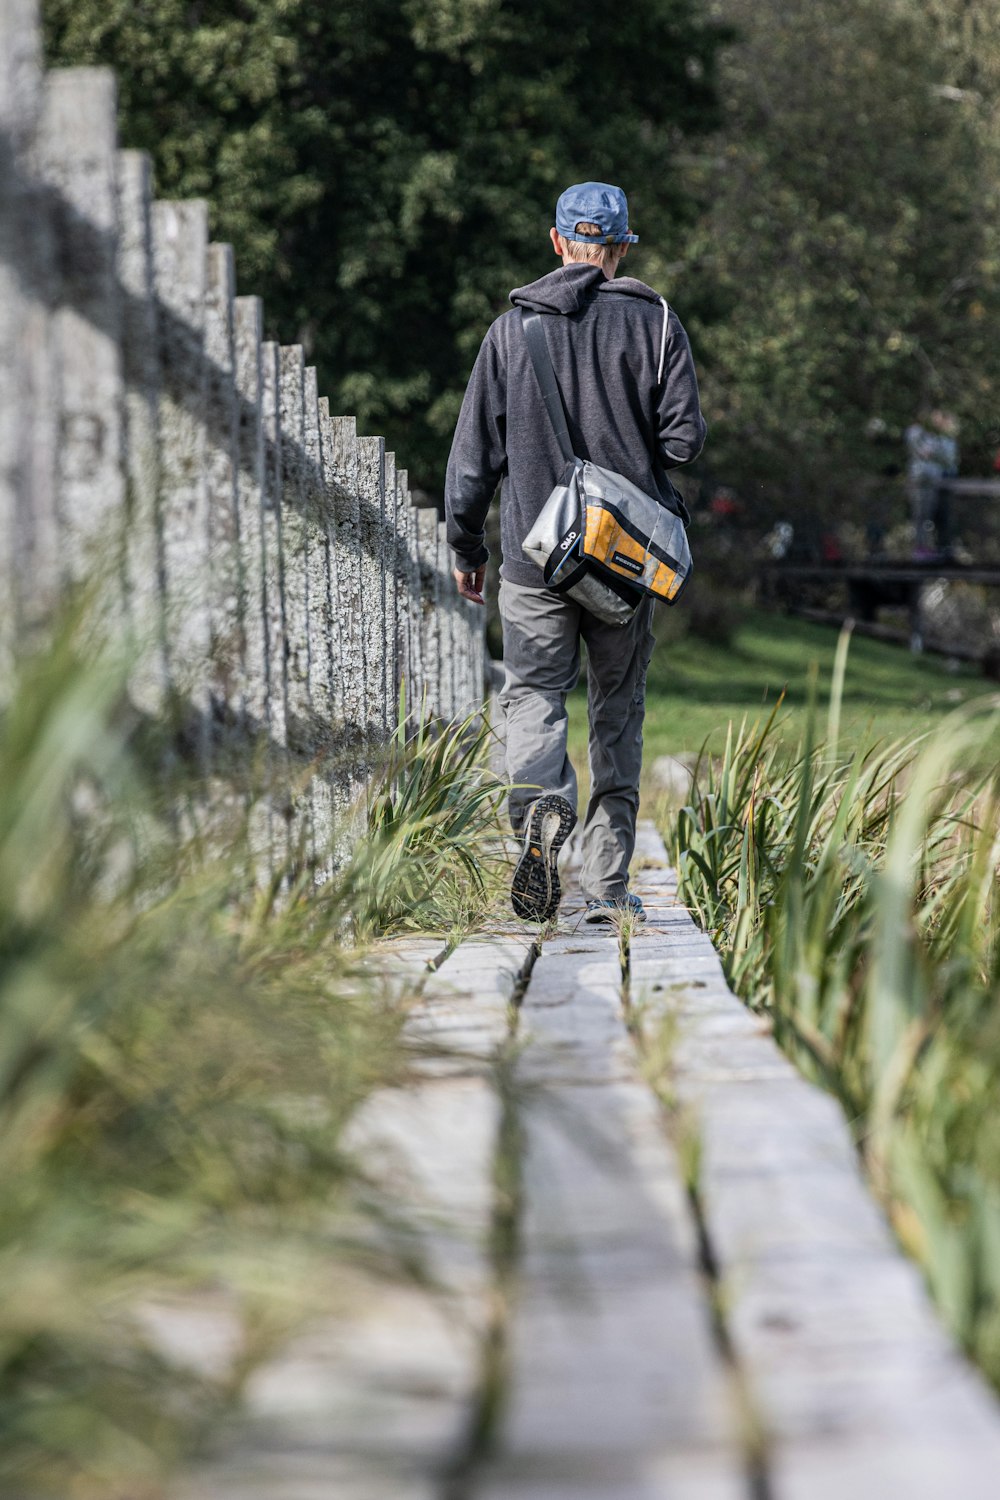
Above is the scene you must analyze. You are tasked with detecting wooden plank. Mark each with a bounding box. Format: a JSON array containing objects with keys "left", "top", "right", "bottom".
[
  {"left": 629, "top": 822, "right": 1000, "bottom": 1499},
  {"left": 406, "top": 934, "right": 535, "bottom": 1068},
  {"left": 172, "top": 1077, "right": 494, "bottom": 1500},
  {"left": 173, "top": 935, "right": 532, "bottom": 1500},
  {"left": 632, "top": 820, "right": 671, "bottom": 868},
  {"left": 479, "top": 939, "right": 745, "bottom": 1498}
]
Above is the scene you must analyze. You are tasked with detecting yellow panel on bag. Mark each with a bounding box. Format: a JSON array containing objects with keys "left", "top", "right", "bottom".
[
  {"left": 651, "top": 560, "right": 683, "bottom": 602},
  {"left": 585, "top": 505, "right": 685, "bottom": 602},
  {"left": 585, "top": 507, "right": 646, "bottom": 571}
]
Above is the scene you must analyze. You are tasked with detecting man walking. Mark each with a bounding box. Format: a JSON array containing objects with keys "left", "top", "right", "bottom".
[{"left": 445, "top": 182, "right": 706, "bottom": 923}]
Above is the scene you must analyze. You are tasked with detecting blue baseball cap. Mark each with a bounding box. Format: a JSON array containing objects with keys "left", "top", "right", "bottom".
[{"left": 555, "top": 181, "right": 638, "bottom": 245}]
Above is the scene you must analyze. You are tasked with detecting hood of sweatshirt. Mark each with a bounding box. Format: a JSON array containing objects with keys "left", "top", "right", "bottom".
[{"left": 509, "top": 262, "right": 664, "bottom": 315}]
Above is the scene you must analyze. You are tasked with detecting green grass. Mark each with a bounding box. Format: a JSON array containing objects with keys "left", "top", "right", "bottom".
[
  {"left": 357, "top": 704, "right": 507, "bottom": 939},
  {"left": 664, "top": 655, "right": 1000, "bottom": 1392},
  {"left": 567, "top": 608, "right": 997, "bottom": 771}
]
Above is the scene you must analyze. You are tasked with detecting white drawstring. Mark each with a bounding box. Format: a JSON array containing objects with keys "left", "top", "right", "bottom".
[{"left": 657, "top": 297, "right": 670, "bottom": 384}]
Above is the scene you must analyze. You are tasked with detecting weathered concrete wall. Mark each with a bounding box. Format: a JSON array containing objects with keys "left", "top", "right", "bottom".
[
  {"left": 0, "top": 0, "right": 58, "bottom": 678},
  {"left": 37, "top": 68, "right": 125, "bottom": 587},
  {"left": 0, "top": 9, "right": 487, "bottom": 875}
]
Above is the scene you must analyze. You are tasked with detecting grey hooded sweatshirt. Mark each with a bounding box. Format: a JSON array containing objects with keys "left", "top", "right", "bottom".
[{"left": 445, "top": 261, "right": 707, "bottom": 588}]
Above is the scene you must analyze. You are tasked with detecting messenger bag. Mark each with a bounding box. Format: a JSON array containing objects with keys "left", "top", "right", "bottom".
[{"left": 519, "top": 306, "right": 693, "bottom": 627}]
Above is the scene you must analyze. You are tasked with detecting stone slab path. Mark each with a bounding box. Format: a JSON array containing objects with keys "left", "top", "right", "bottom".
[{"left": 176, "top": 822, "right": 1000, "bottom": 1499}]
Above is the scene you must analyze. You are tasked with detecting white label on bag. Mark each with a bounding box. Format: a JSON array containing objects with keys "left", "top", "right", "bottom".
[{"left": 611, "top": 550, "right": 644, "bottom": 576}]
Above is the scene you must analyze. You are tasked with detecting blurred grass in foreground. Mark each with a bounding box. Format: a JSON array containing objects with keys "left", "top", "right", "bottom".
[
  {"left": 0, "top": 607, "right": 503, "bottom": 1498},
  {"left": 666, "top": 628, "right": 1000, "bottom": 1387}
]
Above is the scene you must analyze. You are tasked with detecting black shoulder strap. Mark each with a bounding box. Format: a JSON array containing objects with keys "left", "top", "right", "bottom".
[{"left": 520, "top": 308, "right": 575, "bottom": 466}]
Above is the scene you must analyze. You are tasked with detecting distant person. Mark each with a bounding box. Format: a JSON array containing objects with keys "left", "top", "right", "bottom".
[
  {"left": 905, "top": 412, "right": 940, "bottom": 557},
  {"left": 444, "top": 182, "right": 706, "bottom": 925},
  {"left": 865, "top": 519, "right": 887, "bottom": 560},
  {"left": 906, "top": 409, "right": 959, "bottom": 558},
  {"left": 933, "top": 409, "right": 959, "bottom": 557}
]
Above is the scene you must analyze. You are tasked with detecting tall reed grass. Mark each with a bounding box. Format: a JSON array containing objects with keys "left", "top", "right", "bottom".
[
  {"left": 669, "top": 631, "right": 1000, "bottom": 1386},
  {"left": 355, "top": 697, "right": 507, "bottom": 938},
  {"left": 0, "top": 609, "right": 501, "bottom": 1496}
]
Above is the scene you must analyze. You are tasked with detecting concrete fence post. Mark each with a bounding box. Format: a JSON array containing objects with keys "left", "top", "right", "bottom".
[
  {"left": 37, "top": 68, "right": 125, "bottom": 586},
  {"left": 304, "top": 368, "right": 334, "bottom": 734},
  {"left": 357, "top": 434, "right": 388, "bottom": 751},
  {"left": 233, "top": 296, "right": 267, "bottom": 737},
  {"left": 474, "top": 600, "right": 487, "bottom": 714},
  {"left": 277, "top": 345, "right": 313, "bottom": 862},
  {"left": 384, "top": 449, "right": 399, "bottom": 730},
  {"left": 437, "top": 510, "right": 459, "bottom": 721},
  {"left": 151, "top": 197, "right": 210, "bottom": 760},
  {"left": 328, "top": 411, "right": 366, "bottom": 780},
  {"left": 458, "top": 598, "right": 473, "bottom": 717},
  {"left": 455, "top": 597, "right": 471, "bottom": 720},
  {"left": 459, "top": 595, "right": 483, "bottom": 718},
  {"left": 279, "top": 346, "right": 310, "bottom": 742},
  {"left": 0, "top": 0, "right": 58, "bottom": 677},
  {"left": 259, "top": 342, "right": 288, "bottom": 751},
  {"left": 454, "top": 595, "right": 470, "bottom": 720},
  {"left": 414, "top": 500, "right": 443, "bottom": 722},
  {"left": 399, "top": 472, "right": 422, "bottom": 711},
  {"left": 204, "top": 242, "right": 243, "bottom": 731},
  {"left": 320, "top": 406, "right": 345, "bottom": 729},
  {"left": 459, "top": 576, "right": 484, "bottom": 715},
  {"left": 116, "top": 148, "right": 165, "bottom": 714},
  {"left": 304, "top": 365, "right": 335, "bottom": 865},
  {"left": 260, "top": 339, "right": 289, "bottom": 863},
  {"left": 231, "top": 295, "right": 272, "bottom": 881}
]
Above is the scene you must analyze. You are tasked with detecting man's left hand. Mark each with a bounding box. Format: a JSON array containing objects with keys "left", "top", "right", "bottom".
[{"left": 454, "top": 566, "right": 486, "bottom": 605}]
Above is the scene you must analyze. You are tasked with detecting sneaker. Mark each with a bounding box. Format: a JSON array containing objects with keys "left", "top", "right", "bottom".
[
  {"left": 584, "top": 893, "right": 647, "bottom": 925},
  {"left": 511, "top": 794, "right": 577, "bottom": 922}
]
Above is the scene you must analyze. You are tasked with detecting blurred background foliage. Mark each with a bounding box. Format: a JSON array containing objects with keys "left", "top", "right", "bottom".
[
  {"left": 681, "top": 0, "right": 1000, "bottom": 539},
  {"left": 42, "top": 0, "right": 719, "bottom": 487},
  {"left": 42, "top": 0, "right": 1000, "bottom": 536}
]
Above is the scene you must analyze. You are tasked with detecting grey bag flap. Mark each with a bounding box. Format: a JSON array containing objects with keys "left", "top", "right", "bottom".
[{"left": 522, "top": 459, "right": 584, "bottom": 582}]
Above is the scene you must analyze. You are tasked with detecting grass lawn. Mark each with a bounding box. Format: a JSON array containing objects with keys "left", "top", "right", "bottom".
[{"left": 566, "top": 608, "right": 999, "bottom": 780}]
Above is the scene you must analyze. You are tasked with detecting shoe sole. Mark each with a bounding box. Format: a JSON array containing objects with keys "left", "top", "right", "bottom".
[{"left": 511, "top": 795, "right": 577, "bottom": 922}]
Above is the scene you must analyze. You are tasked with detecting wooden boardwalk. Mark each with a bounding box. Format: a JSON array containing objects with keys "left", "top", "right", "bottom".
[{"left": 176, "top": 824, "right": 1000, "bottom": 1499}]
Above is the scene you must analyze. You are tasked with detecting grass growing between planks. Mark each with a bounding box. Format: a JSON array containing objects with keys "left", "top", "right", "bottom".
[
  {"left": 665, "top": 629, "right": 1000, "bottom": 1388},
  {"left": 0, "top": 609, "right": 502, "bottom": 1498}
]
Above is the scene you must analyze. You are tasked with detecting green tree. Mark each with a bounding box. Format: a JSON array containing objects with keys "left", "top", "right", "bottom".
[
  {"left": 674, "top": 0, "right": 1000, "bottom": 537},
  {"left": 44, "top": 0, "right": 722, "bottom": 488}
]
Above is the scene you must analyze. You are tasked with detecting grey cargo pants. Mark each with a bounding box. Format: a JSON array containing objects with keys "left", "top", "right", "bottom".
[{"left": 498, "top": 578, "right": 655, "bottom": 903}]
